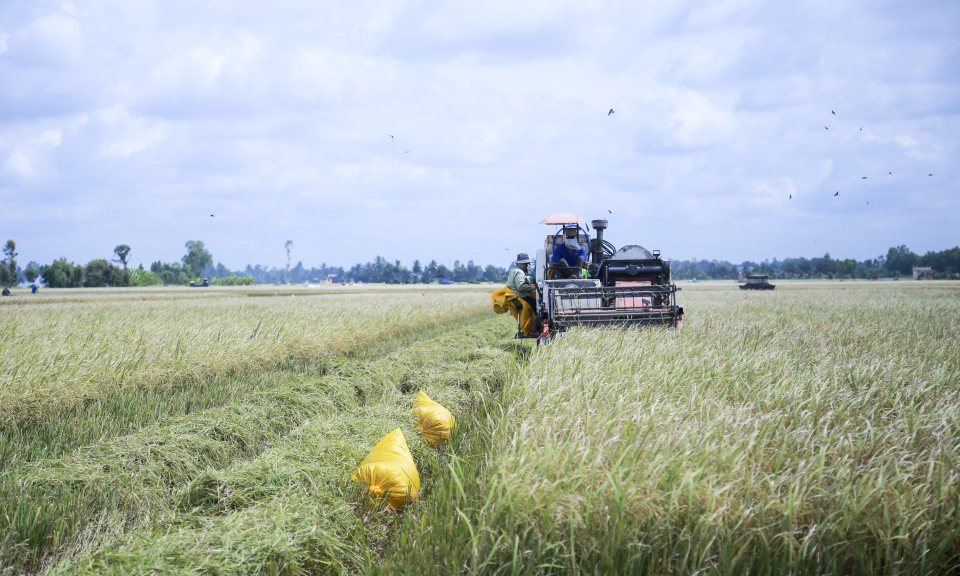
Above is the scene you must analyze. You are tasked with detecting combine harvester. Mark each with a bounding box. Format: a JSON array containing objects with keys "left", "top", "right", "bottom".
[{"left": 522, "top": 214, "right": 684, "bottom": 344}]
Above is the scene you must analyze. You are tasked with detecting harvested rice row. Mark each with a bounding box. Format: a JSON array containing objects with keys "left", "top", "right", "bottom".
[
  {"left": 1, "top": 312, "right": 492, "bottom": 468},
  {"left": 0, "top": 289, "right": 490, "bottom": 421},
  {"left": 3, "top": 314, "right": 515, "bottom": 575}
]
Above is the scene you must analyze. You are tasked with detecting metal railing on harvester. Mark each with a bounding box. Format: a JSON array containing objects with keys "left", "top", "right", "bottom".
[{"left": 547, "top": 284, "right": 680, "bottom": 328}]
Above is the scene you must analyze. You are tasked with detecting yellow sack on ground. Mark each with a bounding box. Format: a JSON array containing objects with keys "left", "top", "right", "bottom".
[
  {"left": 412, "top": 391, "right": 455, "bottom": 447},
  {"left": 492, "top": 287, "right": 536, "bottom": 336},
  {"left": 351, "top": 428, "right": 420, "bottom": 510}
]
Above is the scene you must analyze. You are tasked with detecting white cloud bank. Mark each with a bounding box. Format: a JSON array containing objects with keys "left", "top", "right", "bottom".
[{"left": 0, "top": 0, "right": 957, "bottom": 270}]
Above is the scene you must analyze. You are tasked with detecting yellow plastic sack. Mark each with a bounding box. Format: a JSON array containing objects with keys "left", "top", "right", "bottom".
[
  {"left": 492, "top": 287, "right": 536, "bottom": 336},
  {"left": 411, "top": 391, "right": 455, "bottom": 447},
  {"left": 351, "top": 428, "right": 420, "bottom": 510}
]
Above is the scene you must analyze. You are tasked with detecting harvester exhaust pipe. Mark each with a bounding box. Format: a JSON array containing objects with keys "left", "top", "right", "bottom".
[{"left": 591, "top": 219, "right": 608, "bottom": 263}]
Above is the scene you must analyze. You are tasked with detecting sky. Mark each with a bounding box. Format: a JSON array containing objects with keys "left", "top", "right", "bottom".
[{"left": 1, "top": 0, "right": 958, "bottom": 271}]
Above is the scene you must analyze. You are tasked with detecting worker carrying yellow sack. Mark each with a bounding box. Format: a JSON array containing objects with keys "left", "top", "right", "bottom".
[
  {"left": 412, "top": 391, "right": 455, "bottom": 447},
  {"left": 351, "top": 428, "right": 420, "bottom": 510},
  {"left": 493, "top": 252, "right": 539, "bottom": 336}
]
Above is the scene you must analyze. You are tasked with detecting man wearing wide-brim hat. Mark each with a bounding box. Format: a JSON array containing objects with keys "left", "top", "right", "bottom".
[
  {"left": 506, "top": 253, "right": 537, "bottom": 312},
  {"left": 491, "top": 253, "right": 539, "bottom": 336}
]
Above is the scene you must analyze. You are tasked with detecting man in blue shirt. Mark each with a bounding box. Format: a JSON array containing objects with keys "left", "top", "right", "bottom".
[{"left": 550, "top": 227, "right": 587, "bottom": 279}]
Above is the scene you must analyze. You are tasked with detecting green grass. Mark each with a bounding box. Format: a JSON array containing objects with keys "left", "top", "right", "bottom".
[
  {"left": 7, "top": 281, "right": 959, "bottom": 575},
  {"left": 376, "top": 281, "right": 960, "bottom": 575},
  {"left": 0, "top": 286, "right": 491, "bottom": 420},
  {"left": 39, "top": 315, "right": 515, "bottom": 576},
  {"left": 0, "top": 286, "right": 512, "bottom": 575}
]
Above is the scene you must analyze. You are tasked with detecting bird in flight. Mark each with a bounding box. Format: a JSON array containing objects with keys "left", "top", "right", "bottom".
[
  {"left": 860, "top": 125, "right": 864, "bottom": 131},
  {"left": 789, "top": 194, "right": 792, "bottom": 199},
  {"left": 862, "top": 176, "right": 867, "bottom": 179},
  {"left": 608, "top": 209, "right": 612, "bottom": 214},
  {"left": 889, "top": 172, "right": 892, "bottom": 175},
  {"left": 834, "top": 191, "right": 839, "bottom": 196},
  {"left": 928, "top": 173, "right": 933, "bottom": 176},
  {"left": 210, "top": 214, "right": 215, "bottom": 217},
  {"left": 389, "top": 135, "right": 394, "bottom": 141},
  {"left": 405, "top": 151, "right": 409, "bottom": 153},
  {"left": 608, "top": 109, "right": 614, "bottom": 116},
  {"left": 825, "top": 126, "right": 829, "bottom": 129},
  {"left": 832, "top": 110, "right": 836, "bottom": 115}
]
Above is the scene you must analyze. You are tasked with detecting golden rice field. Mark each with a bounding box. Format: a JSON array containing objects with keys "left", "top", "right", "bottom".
[
  {"left": 0, "top": 283, "right": 507, "bottom": 574},
  {"left": 380, "top": 280, "right": 960, "bottom": 575},
  {"left": 3, "top": 280, "right": 959, "bottom": 575},
  {"left": 0, "top": 284, "right": 491, "bottom": 418}
]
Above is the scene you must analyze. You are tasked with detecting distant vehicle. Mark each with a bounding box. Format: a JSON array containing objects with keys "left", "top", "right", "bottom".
[
  {"left": 739, "top": 274, "right": 775, "bottom": 290},
  {"left": 439, "top": 277, "right": 455, "bottom": 285},
  {"left": 190, "top": 278, "right": 209, "bottom": 287},
  {"left": 869, "top": 275, "right": 878, "bottom": 280}
]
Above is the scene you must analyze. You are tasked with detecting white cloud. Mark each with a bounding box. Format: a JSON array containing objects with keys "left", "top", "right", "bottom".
[
  {"left": 664, "top": 88, "right": 741, "bottom": 148},
  {"left": 5, "top": 13, "right": 83, "bottom": 68},
  {"left": 2, "top": 128, "right": 63, "bottom": 179},
  {"left": 154, "top": 46, "right": 227, "bottom": 91},
  {"left": 7, "top": 151, "right": 35, "bottom": 177},
  {"left": 33, "top": 130, "right": 63, "bottom": 147},
  {"left": 285, "top": 48, "right": 396, "bottom": 102},
  {"left": 96, "top": 106, "right": 167, "bottom": 158},
  {"left": 0, "top": 0, "right": 958, "bottom": 268}
]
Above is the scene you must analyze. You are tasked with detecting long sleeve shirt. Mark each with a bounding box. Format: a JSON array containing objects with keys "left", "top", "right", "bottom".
[
  {"left": 551, "top": 243, "right": 587, "bottom": 265},
  {"left": 505, "top": 267, "right": 535, "bottom": 298}
]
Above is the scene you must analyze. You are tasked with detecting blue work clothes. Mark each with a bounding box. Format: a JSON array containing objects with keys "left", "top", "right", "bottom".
[{"left": 551, "top": 243, "right": 587, "bottom": 265}]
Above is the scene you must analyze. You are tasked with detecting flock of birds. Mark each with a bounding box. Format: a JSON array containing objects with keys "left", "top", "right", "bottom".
[
  {"left": 815, "top": 110, "right": 933, "bottom": 204},
  {"left": 384, "top": 108, "right": 934, "bottom": 209},
  {"left": 208, "top": 107, "right": 936, "bottom": 223}
]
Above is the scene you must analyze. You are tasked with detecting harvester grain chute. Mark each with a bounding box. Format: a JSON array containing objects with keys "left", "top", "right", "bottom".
[{"left": 517, "top": 214, "right": 684, "bottom": 344}]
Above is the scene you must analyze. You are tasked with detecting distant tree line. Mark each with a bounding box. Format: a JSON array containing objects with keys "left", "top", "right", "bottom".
[
  {"left": 1, "top": 239, "right": 510, "bottom": 288},
  {"left": 671, "top": 245, "right": 960, "bottom": 281},
  {"left": 4, "top": 238, "right": 957, "bottom": 289},
  {"left": 341, "top": 257, "right": 505, "bottom": 284}
]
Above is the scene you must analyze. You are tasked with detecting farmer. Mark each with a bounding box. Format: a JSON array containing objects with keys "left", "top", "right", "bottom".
[
  {"left": 492, "top": 253, "right": 539, "bottom": 336},
  {"left": 506, "top": 253, "right": 537, "bottom": 312},
  {"left": 550, "top": 226, "right": 587, "bottom": 279},
  {"left": 1, "top": 287, "right": 10, "bottom": 296}
]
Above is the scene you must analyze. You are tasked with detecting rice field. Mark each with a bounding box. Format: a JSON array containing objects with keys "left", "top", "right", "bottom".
[
  {"left": 0, "top": 285, "right": 492, "bottom": 461},
  {"left": 0, "top": 285, "right": 492, "bottom": 417},
  {"left": 0, "top": 284, "right": 508, "bottom": 574},
  {"left": 379, "top": 281, "right": 960, "bottom": 575},
  {"left": 4, "top": 281, "right": 959, "bottom": 575}
]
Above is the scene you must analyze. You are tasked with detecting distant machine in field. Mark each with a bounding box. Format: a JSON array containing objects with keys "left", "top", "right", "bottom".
[
  {"left": 519, "top": 213, "right": 684, "bottom": 344},
  {"left": 739, "top": 274, "right": 776, "bottom": 290}
]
